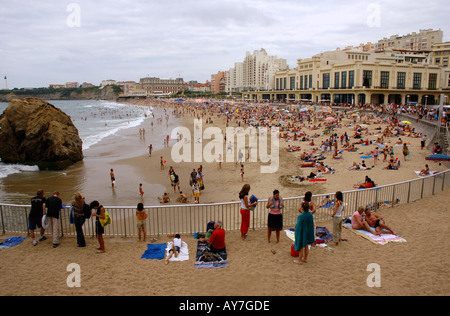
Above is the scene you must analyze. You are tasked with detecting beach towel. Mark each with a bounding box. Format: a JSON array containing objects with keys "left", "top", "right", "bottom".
[
  {"left": 284, "top": 228, "right": 328, "bottom": 248},
  {"left": 165, "top": 241, "right": 189, "bottom": 262},
  {"left": 0, "top": 237, "right": 26, "bottom": 250},
  {"left": 194, "top": 240, "right": 228, "bottom": 269},
  {"left": 343, "top": 222, "right": 406, "bottom": 245},
  {"left": 320, "top": 201, "right": 334, "bottom": 208},
  {"left": 141, "top": 243, "right": 167, "bottom": 260},
  {"left": 415, "top": 170, "right": 438, "bottom": 177},
  {"left": 360, "top": 155, "right": 373, "bottom": 159}
]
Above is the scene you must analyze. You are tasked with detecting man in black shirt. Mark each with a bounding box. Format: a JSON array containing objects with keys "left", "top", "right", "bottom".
[
  {"left": 46, "top": 191, "right": 63, "bottom": 248},
  {"left": 29, "top": 190, "right": 47, "bottom": 246}
]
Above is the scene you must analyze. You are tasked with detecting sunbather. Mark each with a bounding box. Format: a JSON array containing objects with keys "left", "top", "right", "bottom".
[
  {"left": 364, "top": 209, "right": 396, "bottom": 235},
  {"left": 419, "top": 164, "right": 430, "bottom": 176},
  {"left": 351, "top": 207, "right": 380, "bottom": 235}
]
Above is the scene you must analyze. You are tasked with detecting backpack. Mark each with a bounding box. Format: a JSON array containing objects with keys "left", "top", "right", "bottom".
[{"left": 83, "top": 203, "right": 91, "bottom": 219}]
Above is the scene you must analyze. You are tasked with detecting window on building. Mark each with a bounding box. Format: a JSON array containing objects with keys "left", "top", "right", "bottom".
[
  {"left": 284, "top": 78, "right": 287, "bottom": 90},
  {"left": 428, "top": 73, "right": 437, "bottom": 90},
  {"left": 300, "top": 76, "right": 303, "bottom": 90},
  {"left": 290, "top": 76, "right": 295, "bottom": 90},
  {"left": 363, "top": 70, "right": 372, "bottom": 88},
  {"left": 309, "top": 75, "right": 313, "bottom": 89},
  {"left": 276, "top": 78, "right": 279, "bottom": 90},
  {"left": 334, "top": 72, "right": 340, "bottom": 89},
  {"left": 380, "top": 71, "right": 389, "bottom": 89},
  {"left": 341, "top": 71, "right": 347, "bottom": 89},
  {"left": 323, "top": 73, "right": 330, "bottom": 89},
  {"left": 348, "top": 71, "right": 354, "bottom": 88},
  {"left": 413, "top": 73, "right": 422, "bottom": 89},
  {"left": 397, "top": 72, "right": 406, "bottom": 89}
]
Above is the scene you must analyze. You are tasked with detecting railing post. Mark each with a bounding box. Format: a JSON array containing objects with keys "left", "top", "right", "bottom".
[
  {"left": 407, "top": 181, "right": 411, "bottom": 203},
  {"left": 0, "top": 205, "right": 4, "bottom": 235},
  {"left": 442, "top": 171, "right": 446, "bottom": 191},
  {"left": 421, "top": 178, "right": 425, "bottom": 199},
  {"left": 392, "top": 184, "right": 396, "bottom": 207},
  {"left": 124, "top": 208, "right": 128, "bottom": 238},
  {"left": 432, "top": 174, "right": 436, "bottom": 195}
]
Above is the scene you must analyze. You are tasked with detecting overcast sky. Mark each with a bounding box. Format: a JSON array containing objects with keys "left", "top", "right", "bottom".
[{"left": 1, "top": 0, "right": 449, "bottom": 89}]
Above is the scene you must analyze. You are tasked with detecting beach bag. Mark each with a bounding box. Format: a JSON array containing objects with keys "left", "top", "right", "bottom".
[
  {"left": 100, "top": 211, "right": 112, "bottom": 227},
  {"left": 291, "top": 244, "right": 300, "bottom": 257}
]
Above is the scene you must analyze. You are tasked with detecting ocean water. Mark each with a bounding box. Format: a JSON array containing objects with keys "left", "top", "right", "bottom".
[
  {"left": 0, "top": 100, "right": 152, "bottom": 179},
  {"left": 0, "top": 99, "right": 180, "bottom": 205}
]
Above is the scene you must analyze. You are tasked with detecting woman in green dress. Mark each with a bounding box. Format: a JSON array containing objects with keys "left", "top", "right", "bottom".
[{"left": 294, "top": 201, "right": 315, "bottom": 264}]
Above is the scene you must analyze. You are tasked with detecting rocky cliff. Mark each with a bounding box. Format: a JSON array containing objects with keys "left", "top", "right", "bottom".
[
  {"left": 0, "top": 86, "right": 119, "bottom": 102},
  {"left": 0, "top": 98, "right": 83, "bottom": 170}
]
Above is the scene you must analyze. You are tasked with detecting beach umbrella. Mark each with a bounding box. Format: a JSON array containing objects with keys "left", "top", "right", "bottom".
[
  {"left": 326, "top": 117, "right": 335, "bottom": 121},
  {"left": 425, "top": 154, "right": 450, "bottom": 161},
  {"left": 402, "top": 121, "right": 412, "bottom": 125}
]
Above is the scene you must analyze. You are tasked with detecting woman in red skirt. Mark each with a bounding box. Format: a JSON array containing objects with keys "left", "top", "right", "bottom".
[{"left": 239, "top": 184, "right": 258, "bottom": 241}]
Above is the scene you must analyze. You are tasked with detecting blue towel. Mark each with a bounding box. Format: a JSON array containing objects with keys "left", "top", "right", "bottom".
[
  {"left": 0, "top": 237, "right": 26, "bottom": 250},
  {"left": 141, "top": 243, "right": 166, "bottom": 260},
  {"left": 250, "top": 195, "right": 258, "bottom": 203}
]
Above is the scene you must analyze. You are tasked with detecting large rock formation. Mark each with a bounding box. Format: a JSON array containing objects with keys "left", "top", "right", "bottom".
[{"left": 0, "top": 98, "right": 83, "bottom": 170}]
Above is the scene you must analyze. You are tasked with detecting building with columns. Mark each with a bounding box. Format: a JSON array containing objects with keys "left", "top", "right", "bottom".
[{"left": 243, "top": 47, "right": 449, "bottom": 106}]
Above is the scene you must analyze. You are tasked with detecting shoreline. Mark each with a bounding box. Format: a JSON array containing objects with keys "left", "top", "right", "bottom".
[
  {"left": 115, "top": 99, "right": 449, "bottom": 206},
  {"left": 0, "top": 97, "right": 448, "bottom": 207}
]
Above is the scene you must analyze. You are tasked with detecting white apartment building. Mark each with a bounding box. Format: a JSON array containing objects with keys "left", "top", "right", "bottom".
[{"left": 225, "top": 48, "right": 288, "bottom": 92}]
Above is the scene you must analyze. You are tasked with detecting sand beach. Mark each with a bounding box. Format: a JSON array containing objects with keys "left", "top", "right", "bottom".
[
  {"left": 0, "top": 188, "right": 449, "bottom": 296},
  {"left": 0, "top": 98, "right": 449, "bottom": 297}
]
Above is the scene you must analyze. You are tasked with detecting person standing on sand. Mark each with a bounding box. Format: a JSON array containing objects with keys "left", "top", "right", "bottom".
[
  {"left": 139, "top": 183, "right": 144, "bottom": 197},
  {"left": 46, "top": 191, "right": 63, "bottom": 248},
  {"left": 29, "top": 190, "right": 47, "bottom": 246},
  {"left": 293, "top": 201, "right": 315, "bottom": 265},
  {"left": 402, "top": 143, "right": 410, "bottom": 161},
  {"left": 148, "top": 144, "right": 153, "bottom": 156},
  {"left": 73, "top": 192, "right": 89, "bottom": 248},
  {"left": 90, "top": 201, "right": 106, "bottom": 253},
  {"left": 239, "top": 184, "right": 258, "bottom": 241},
  {"left": 331, "top": 191, "right": 344, "bottom": 246},
  {"left": 266, "top": 189, "right": 284, "bottom": 243},
  {"left": 136, "top": 203, "right": 147, "bottom": 242},
  {"left": 160, "top": 156, "right": 165, "bottom": 170}
]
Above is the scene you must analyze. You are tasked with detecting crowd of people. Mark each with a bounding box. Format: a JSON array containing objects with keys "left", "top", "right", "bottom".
[{"left": 24, "top": 98, "right": 439, "bottom": 261}]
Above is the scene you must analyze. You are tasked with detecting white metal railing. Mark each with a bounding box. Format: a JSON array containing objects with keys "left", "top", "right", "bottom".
[{"left": 1, "top": 169, "right": 449, "bottom": 237}]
